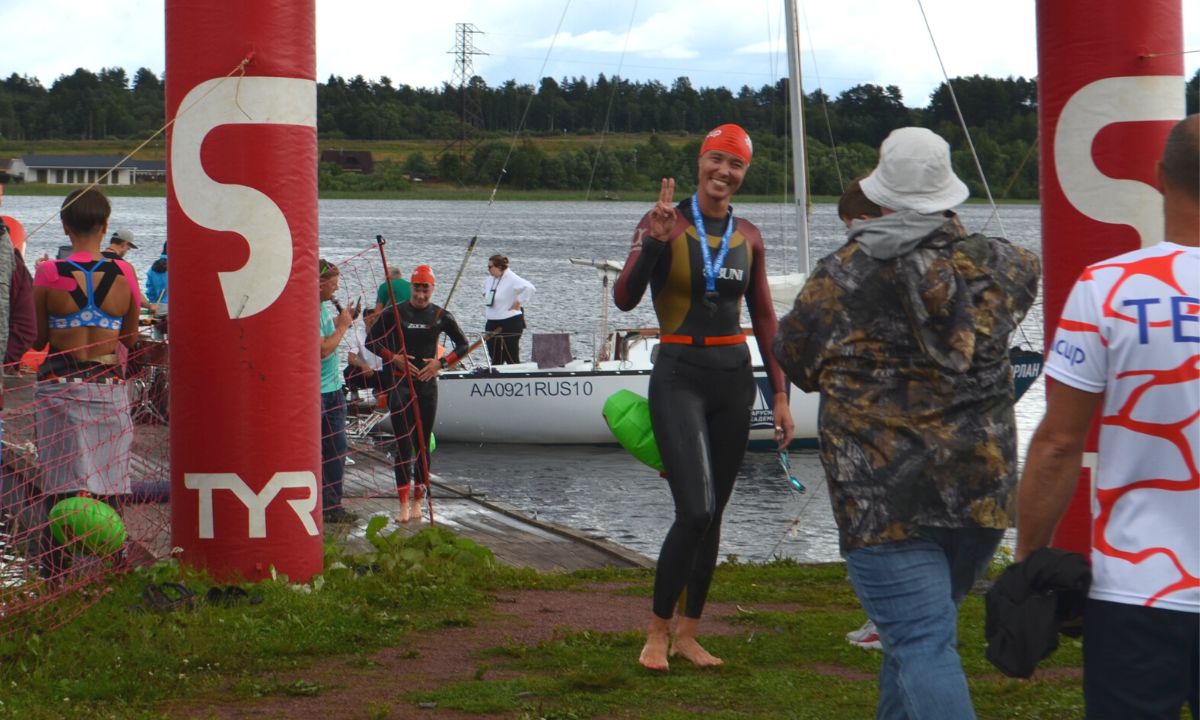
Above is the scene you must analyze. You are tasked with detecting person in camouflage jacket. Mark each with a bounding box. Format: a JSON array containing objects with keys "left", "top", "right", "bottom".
[{"left": 773, "top": 127, "right": 1039, "bottom": 720}]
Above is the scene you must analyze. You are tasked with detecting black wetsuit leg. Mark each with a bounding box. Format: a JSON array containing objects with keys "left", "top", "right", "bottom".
[
  {"left": 384, "top": 369, "right": 438, "bottom": 492},
  {"left": 648, "top": 344, "right": 754, "bottom": 620}
]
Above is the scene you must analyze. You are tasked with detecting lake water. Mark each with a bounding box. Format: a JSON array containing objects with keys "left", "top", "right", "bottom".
[{"left": 1, "top": 195, "right": 1046, "bottom": 563}]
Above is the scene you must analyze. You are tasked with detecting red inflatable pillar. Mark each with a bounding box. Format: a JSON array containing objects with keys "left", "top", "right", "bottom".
[
  {"left": 166, "top": 1, "right": 322, "bottom": 581},
  {"left": 1036, "top": 0, "right": 1184, "bottom": 557}
]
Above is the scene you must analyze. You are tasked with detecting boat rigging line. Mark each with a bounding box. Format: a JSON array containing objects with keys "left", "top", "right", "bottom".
[
  {"left": 797, "top": 0, "right": 845, "bottom": 194},
  {"left": 915, "top": 0, "right": 1007, "bottom": 239},
  {"left": 439, "top": 1, "right": 574, "bottom": 311},
  {"left": 582, "top": 0, "right": 640, "bottom": 202}
]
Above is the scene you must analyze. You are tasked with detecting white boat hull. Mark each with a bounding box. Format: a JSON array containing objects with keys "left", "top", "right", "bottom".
[{"left": 433, "top": 333, "right": 820, "bottom": 448}]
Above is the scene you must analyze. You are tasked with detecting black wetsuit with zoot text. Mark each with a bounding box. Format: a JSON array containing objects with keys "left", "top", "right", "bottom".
[
  {"left": 614, "top": 198, "right": 788, "bottom": 619},
  {"left": 366, "top": 301, "right": 470, "bottom": 489}
]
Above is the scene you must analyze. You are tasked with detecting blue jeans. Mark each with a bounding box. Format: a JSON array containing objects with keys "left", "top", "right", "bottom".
[
  {"left": 320, "top": 390, "right": 347, "bottom": 511},
  {"left": 846, "top": 527, "right": 1003, "bottom": 720}
]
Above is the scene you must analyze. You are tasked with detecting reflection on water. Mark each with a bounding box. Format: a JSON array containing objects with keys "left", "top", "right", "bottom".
[{"left": 1, "top": 196, "right": 1048, "bottom": 563}]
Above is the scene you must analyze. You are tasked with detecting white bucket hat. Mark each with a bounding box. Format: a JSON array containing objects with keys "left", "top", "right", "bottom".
[{"left": 860, "top": 127, "right": 969, "bottom": 213}]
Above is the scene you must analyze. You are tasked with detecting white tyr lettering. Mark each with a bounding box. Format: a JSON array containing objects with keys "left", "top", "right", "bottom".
[{"left": 184, "top": 471, "right": 319, "bottom": 539}]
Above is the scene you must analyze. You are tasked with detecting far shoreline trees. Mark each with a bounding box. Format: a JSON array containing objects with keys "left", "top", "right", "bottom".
[{"left": 2, "top": 68, "right": 1197, "bottom": 199}]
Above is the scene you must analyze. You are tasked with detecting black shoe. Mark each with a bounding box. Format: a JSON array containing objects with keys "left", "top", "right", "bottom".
[{"left": 322, "top": 507, "right": 358, "bottom": 524}]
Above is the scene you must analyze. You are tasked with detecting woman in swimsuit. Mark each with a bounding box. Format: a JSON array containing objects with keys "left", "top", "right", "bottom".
[
  {"left": 31, "top": 188, "right": 142, "bottom": 577},
  {"left": 614, "top": 124, "right": 794, "bottom": 671}
]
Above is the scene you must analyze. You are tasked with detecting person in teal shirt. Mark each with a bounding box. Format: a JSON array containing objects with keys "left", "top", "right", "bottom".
[
  {"left": 319, "top": 259, "right": 354, "bottom": 524},
  {"left": 372, "top": 265, "right": 411, "bottom": 315}
]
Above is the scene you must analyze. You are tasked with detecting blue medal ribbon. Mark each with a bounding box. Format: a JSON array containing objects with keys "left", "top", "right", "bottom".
[{"left": 690, "top": 193, "right": 734, "bottom": 295}]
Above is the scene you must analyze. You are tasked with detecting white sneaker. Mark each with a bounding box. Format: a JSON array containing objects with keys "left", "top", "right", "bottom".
[
  {"left": 852, "top": 629, "right": 882, "bottom": 650},
  {"left": 845, "top": 619, "right": 876, "bottom": 643}
]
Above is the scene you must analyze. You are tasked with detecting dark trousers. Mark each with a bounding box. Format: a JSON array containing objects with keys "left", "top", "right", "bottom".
[
  {"left": 484, "top": 313, "right": 525, "bottom": 365},
  {"left": 320, "top": 390, "right": 347, "bottom": 511},
  {"left": 342, "top": 365, "right": 383, "bottom": 395},
  {"left": 1084, "top": 598, "right": 1199, "bottom": 719}
]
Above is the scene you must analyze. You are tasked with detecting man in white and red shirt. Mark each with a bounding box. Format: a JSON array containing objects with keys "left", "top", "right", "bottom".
[{"left": 1016, "top": 114, "right": 1199, "bottom": 719}]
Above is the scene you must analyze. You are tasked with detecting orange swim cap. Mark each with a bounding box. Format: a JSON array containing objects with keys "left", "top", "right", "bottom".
[
  {"left": 411, "top": 264, "right": 436, "bottom": 285},
  {"left": 699, "top": 124, "right": 753, "bottom": 164}
]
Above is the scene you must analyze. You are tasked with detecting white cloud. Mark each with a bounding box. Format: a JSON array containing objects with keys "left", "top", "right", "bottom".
[{"left": 0, "top": 0, "right": 1194, "bottom": 108}]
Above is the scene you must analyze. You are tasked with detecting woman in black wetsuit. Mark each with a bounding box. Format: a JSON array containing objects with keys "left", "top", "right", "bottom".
[{"left": 614, "top": 124, "right": 795, "bottom": 671}]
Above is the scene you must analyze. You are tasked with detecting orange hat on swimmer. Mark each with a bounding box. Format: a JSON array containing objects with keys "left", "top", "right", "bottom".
[
  {"left": 699, "top": 123, "right": 753, "bottom": 165},
  {"left": 411, "top": 264, "right": 436, "bottom": 285}
]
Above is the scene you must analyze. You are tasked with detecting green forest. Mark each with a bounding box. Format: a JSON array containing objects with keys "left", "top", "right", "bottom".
[{"left": 0, "top": 67, "right": 1197, "bottom": 199}]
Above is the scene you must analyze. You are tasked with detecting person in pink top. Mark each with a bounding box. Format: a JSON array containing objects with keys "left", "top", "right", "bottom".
[{"left": 1016, "top": 115, "right": 1199, "bottom": 718}]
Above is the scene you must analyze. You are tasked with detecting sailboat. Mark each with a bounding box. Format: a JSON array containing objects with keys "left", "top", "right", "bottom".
[{"left": 427, "top": 0, "right": 1042, "bottom": 448}]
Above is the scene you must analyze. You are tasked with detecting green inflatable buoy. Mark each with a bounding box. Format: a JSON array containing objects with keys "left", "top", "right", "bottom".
[
  {"left": 48, "top": 496, "right": 126, "bottom": 555},
  {"left": 602, "top": 390, "right": 664, "bottom": 472}
]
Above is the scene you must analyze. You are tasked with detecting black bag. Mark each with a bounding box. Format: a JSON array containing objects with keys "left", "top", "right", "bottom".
[{"left": 984, "top": 548, "right": 1090, "bottom": 678}]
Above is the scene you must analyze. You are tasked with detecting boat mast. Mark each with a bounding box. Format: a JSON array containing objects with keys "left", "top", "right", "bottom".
[{"left": 783, "top": 0, "right": 810, "bottom": 275}]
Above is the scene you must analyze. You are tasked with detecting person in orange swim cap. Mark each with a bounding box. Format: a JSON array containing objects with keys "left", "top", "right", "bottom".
[
  {"left": 698, "top": 123, "right": 753, "bottom": 165},
  {"left": 612, "top": 121, "right": 794, "bottom": 672},
  {"left": 367, "top": 262, "right": 471, "bottom": 525}
]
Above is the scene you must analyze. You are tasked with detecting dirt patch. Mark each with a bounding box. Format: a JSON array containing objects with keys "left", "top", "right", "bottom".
[
  {"left": 806, "top": 661, "right": 876, "bottom": 681},
  {"left": 167, "top": 585, "right": 752, "bottom": 720}
]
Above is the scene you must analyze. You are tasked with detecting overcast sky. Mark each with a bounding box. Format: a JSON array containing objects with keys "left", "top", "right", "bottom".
[{"left": 1, "top": 0, "right": 1197, "bottom": 108}]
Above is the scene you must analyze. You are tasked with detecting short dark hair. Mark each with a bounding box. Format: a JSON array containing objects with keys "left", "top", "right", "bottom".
[
  {"left": 60, "top": 188, "right": 111, "bottom": 235},
  {"left": 837, "top": 179, "right": 882, "bottom": 223},
  {"left": 488, "top": 254, "right": 509, "bottom": 271},
  {"left": 1160, "top": 114, "right": 1198, "bottom": 199}
]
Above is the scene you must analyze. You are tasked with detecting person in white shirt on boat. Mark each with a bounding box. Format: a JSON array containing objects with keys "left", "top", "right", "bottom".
[
  {"left": 481, "top": 254, "right": 535, "bottom": 364},
  {"left": 1015, "top": 114, "right": 1199, "bottom": 719}
]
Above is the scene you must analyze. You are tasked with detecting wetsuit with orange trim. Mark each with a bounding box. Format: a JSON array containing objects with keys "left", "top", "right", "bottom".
[
  {"left": 614, "top": 197, "right": 787, "bottom": 620},
  {"left": 365, "top": 301, "right": 470, "bottom": 500}
]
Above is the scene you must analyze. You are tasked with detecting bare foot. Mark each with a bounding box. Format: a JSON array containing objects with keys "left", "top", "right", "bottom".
[
  {"left": 395, "top": 504, "right": 411, "bottom": 523},
  {"left": 409, "top": 501, "right": 422, "bottom": 523},
  {"left": 639, "top": 630, "right": 670, "bottom": 672},
  {"left": 669, "top": 636, "right": 723, "bottom": 667}
]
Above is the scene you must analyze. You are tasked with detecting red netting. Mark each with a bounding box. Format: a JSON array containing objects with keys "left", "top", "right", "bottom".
[{"left": 0, "top": 244, "right": 485, "bottom": 638}]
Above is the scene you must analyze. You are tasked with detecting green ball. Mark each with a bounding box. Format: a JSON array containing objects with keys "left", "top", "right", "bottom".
[{"left": 48, "top": 497, "right": 126, "bottom": 555}]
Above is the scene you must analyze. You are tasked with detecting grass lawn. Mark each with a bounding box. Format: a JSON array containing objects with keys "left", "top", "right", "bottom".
[{"left": 0, "top": 523, "right": 1084, "bottom": 720}]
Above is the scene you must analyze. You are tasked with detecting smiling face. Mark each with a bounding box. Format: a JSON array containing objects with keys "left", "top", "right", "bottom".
[
  {"left": 410, "top": 282, "right": 433, "bottom": 309},
  {"left": 696, "top": 150, "right": 747, "bottom": 210}
]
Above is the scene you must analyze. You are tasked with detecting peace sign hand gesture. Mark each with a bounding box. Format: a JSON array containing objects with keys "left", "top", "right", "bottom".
[{"left": 647, "top": 178, "right": 677, "bottom": 241}]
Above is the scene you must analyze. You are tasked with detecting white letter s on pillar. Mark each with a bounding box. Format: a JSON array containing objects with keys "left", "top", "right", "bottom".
[
  {"left": 1055, "top": 76, "right": 1184, "bottom": 248},
  {"left": 172, "top": 77, "right": 317, "bottom": 318}
]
